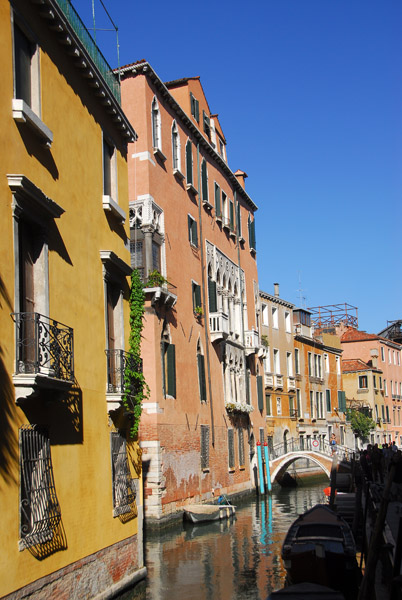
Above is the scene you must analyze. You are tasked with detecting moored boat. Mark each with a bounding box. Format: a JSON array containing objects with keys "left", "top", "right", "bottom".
[
  {"left": 267, "top": 582, "right": 345, "bottom": 599},
  {"left": 281, "top": 504, "right": 358, "bottom": 595},
  {"left": 183, "top": 503, "right": 236, "bottom": 523}
]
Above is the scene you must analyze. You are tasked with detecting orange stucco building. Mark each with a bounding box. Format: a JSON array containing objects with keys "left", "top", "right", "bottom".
[
  {"left": 119, "top": 61, "right": 266, "bottom": 521},
  {"left": 341, "top": 328, "right": 402, "bottom": 444}
]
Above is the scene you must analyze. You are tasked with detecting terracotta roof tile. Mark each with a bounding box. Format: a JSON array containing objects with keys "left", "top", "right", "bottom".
[
  {"left": 341, "top": 328, "right": 378, "bottom": 342},
  {"left": 342, "top": 358, "right": 371, "bottom": 372}
]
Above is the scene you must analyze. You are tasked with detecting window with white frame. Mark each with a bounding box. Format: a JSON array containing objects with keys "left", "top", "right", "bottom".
[
  {"left": 273, "top": 349, "right": 280, "bottom": 374},
  {"left": 336, "top": 355, "right": 341, "bottom": 375},
  {"left": 286, "top": 352, "right": 293, "bottom": 376},
  {"left": 384, "top": 379, "right": 388, "bottom": 396},
  {"left": 151, "top": 96, "right": 162, "bottom": 152},
  {"left": 284, "top": 311, "right": 291, "bottom": 333},
  {"left": 310, "top": 390, "right": 314, "bottom": 418},
  {"left": 398, "top": 352, "right": 400, "bottom": 366},
  {"left": 197, "top": 340, "right": 206, "bottom": 403},
  {"left": 276, "top": 397, "right": 282, "bottom": 415},
  {"left": 381, "top": 346, "right": 385, "bottom": 361},
  {"left": 12, "top": 17, "right": 52, "bottom": 146},
  {"left": 324, "top": 353, "right": 329, "bottom": 373},
  {"left": 294, "top": 348, "right": 300, "bottom": 374},
  {"left": 266, "top": 393, "right": 272, "bottom": 416},
  {"left": 214, "top": 182, "right": 221, "bottom": 218},
  {"left": 272, "top": 306, "right": 278, "bottom": 328},
  {"left": 190, "top": 92, "right": 199, "bottom": 122},
  {"left": 394, "top": 351, "right": 397, "bottom": 365},
  {"left": 261, "top": 303, "right": 268, "bottom": 325},
  {"left": 359, "top": 375, "right": 368, "bottom": 389},
  {"left": 171, "top": 120, "right": 181, "bottom": 173},
  {"left": 296, "top": 388, "right": 301, "bottom": 416},
  {"left": 264, "top": 347, "right": 271, "bottom": 373},
  {"left": 185, "top": 140, "right": 195, "bottom": 191},
  {"left": 326, "top": 389, "right": 331, "bottom": 412},
  {"left": 221, "top": 191, "right": 228, "bottom": 227},
  {"left": 188, "top": 214, "right": 198, "bottom": 247},
  {"left": 389, "top": 349, "right": 392, "bottom": 364},
  {"left": 308, "top": 352, "right": 312, "bottom": 376}
]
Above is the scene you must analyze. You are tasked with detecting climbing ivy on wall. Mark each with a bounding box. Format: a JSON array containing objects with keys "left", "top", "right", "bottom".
[{"left": 123, "top": 269, "right": 149, "bottom": 437}]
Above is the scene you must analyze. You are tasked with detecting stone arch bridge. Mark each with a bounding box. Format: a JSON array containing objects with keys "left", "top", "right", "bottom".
[{"left": 268, "top": 439, "right": 356, "bottom": 483}]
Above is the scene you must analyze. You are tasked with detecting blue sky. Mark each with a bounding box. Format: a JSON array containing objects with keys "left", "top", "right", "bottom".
[{"left": 73, "top": 0, "right": 401, "bottom": 334}]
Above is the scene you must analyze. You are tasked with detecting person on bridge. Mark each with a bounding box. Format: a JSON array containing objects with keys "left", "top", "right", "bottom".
[{"left": 330, "top": 433, "right": 337, "bottom": 455}]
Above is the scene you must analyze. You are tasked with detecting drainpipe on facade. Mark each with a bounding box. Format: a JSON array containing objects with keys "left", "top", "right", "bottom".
[{"left": 197, "top": 143, "right": 215, "bottom": 446}]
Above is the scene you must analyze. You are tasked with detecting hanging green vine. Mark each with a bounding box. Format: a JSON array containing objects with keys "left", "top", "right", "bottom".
[{"left": 122, "top": 269, "right": 149, "bottom": 438}]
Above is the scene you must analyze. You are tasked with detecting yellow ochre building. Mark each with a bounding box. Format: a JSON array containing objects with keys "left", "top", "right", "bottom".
[{"left": 0, "top": 0, "right": 145, "bottom": 597}]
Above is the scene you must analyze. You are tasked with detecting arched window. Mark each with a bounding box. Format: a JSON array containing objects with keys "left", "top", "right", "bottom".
[
  {"left": 151, "top": 96, "right": 161, "bottom": 151},
  {"left": 171, "top": 120, "right": 181, "bottom": 172}
]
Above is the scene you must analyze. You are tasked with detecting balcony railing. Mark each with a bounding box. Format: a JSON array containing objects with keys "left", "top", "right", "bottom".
[
  {"left": 287, "top": 376, "right": 296, "bottom": 390},
  {"left": 245, "top": 329, "right": 259, "bottom": 355},
  {"left": 12, "top": 312, "right": 74, "bottom": 382},
  {"left": 209, "top": 311, "right": 229, "bottom": 342},
  {"left": 265, "top": 373, "right": 274, "bottom": 387},
  {"left": 274, "top": 374, "right": 283, "bottom": 389},
  {"left": 106, "top": 349, "right": 142, "bottom": 396},
  {"left": 54, "top": 0, "right": 121, "bottom": 103}
]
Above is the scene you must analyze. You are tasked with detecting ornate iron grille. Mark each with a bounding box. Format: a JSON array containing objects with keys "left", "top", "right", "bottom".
[
  {"left": 12, "top": 312, "right": 74, "bottom": 381},
  {"left": 228, "top": 429, "right": 235, "bottom": 470},
  {"left": 105, "top": 350, "right": 142, "bottom": 396},
  {"left": 19, "top": 425, "right": 62, "bottom": 549},
  {"left": 110, "top": 432, "right": 135, "bottom": 516},
  {"left": 238, "top": 428, "right": 245, "bottom": 467},
  {"left": 200, "top": 425, "right": 210, "bottom": 470}
]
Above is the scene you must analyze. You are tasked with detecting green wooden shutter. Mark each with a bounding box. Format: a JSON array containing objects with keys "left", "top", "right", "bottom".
[
  {"left": 238, "top": 429, "right": 245, "bottom": 467},
  {"left": 208, "top": 278, "right": 217, "bottom": 313},
  {"left": 192, "top": 220, "right": 198, "bottom": 247},
  {"left": 193, "top": 283, "right": 201, "bottom": 309},
  {"left": 198, "top": 353, "right": 207, "bottom": 402},
  {"left": 214, "top": 184, "right": 221, "bottom": 216},
  {"left": 195, "top": 99, "right": 199, "bottom": 123},
  {"left": 201, "top": 160, "right": 208, "bottom": 202},
  {"left": 326, "top": 389, "right": 331, "bottom": 412},
  {"left": 337, "top": 390, "right": 346, "bottom": 413},
  {"left": 257, "top": 375, "right": 264, "bottom": 410},
  {"left": 236, "top": 200, "right": 241, "bottom": 237},
  {"left": 250, "top": 217, "right": 256, "bottom": 250},
  {"left": 229, "top": 200, "right": 234, "bottom": 231},
  {"left": 167, "top": 344, "right": 176, "bottom": 398},
  {"left": 186, "top": 141, "right": 192, "bottom": 184},
  {"left": 289, "top": 395, "right": 294, "bottom": 415}
]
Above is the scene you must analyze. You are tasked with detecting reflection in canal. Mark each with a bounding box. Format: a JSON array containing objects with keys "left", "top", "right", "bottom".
[{"left": 120, "top": 481, "right": 328, "bottom": 600}]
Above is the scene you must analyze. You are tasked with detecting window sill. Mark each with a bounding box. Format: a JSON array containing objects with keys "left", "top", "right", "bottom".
[
  {"left": 186, "top": 182, "right": 198, "bottom": 195},
  {"left": 229, "top": 229, "right": 236, "bottom": 240},
  {"left": 173, "top": 168, "right": 185, "bottom": 181},
  {"left": 153, "top": 147, "right": 167, "bottom": 162},
  {"left": 12, "top": 99, "right": 53, "bottom": 148},
  {"left": 215, "top": 215, "right": 222, "bottom": 223},
  {"left": 103, "top": 195, "right": 126, "bottom": 223},
  {"left": 202, "top": 199, "right": 213, "bottom": 210}
]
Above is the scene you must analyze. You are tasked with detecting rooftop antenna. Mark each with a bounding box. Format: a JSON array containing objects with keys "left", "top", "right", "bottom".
[
  {"left": 90, "top": 0, "right": 120, "bottom": 80},
  {"left": 297, "top": 272, "right": 307, "bottom": 308}
]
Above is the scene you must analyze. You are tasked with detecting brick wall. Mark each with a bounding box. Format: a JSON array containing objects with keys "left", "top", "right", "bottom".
[{"left": 2, "top": 535, "right": 144, "bottom": 600}]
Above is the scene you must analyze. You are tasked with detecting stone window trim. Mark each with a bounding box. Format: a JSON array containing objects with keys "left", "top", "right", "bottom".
[{"left": 11, "top": 13, "right": 53, "bottom": 147}]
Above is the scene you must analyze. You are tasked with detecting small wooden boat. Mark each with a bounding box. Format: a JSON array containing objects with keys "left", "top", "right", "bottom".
[
  {"left": 267, "top": 582, "right": 345, "bottom": 599},
  {"left": 281, "top": 504, "right": 358, "bottom": 594},
  {"left": 183, "top": 503, "right": 235, "bottom": 523}
]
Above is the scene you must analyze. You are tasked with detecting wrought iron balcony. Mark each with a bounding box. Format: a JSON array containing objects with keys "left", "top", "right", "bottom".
[
  {"left": 209, "top": 311, "right": 229, "bottom": 342},
  {"left": 12, "top": 312, "right": 74, "bottom": 401},
  {"left": 105, "top": 349, "right": 142, "bottom": 411}
]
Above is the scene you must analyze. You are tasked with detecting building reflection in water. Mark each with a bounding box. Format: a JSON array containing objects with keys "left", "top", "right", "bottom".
[{"left": 119, "top": 481, "right": 328, "bottom": 600}]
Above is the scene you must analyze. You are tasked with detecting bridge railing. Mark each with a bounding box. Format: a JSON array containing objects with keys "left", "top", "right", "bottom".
[{"left": 270, "top": 438, "right": 356, "bottom": 462}]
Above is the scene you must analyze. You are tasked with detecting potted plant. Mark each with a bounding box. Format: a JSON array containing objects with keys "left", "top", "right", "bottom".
[
  {"left": 144, "top": 270, "right": 167, "bottom": 288},
  {"left": 194, "top": 305, "right": 203, "bottom": 318}
]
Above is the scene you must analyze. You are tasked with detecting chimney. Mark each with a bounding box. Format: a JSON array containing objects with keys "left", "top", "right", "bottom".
[
  {"left": 274, "top": 283, "right": 279, "bottom": 297},
  {"left": 370, "top": 349, "right": 379, "bottom": 368},
  {"left": 234, "top": 169, "right": 248, "bottom": 189}
]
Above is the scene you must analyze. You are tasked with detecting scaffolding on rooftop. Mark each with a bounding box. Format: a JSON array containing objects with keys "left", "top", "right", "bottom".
[{"left": 307, "top": 303, "right": 358, "bottom": 329}]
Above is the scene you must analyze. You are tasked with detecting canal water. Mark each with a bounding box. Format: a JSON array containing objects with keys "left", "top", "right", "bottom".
[{"left": 119, "top": 480, "right": 328, "bottom": 600}]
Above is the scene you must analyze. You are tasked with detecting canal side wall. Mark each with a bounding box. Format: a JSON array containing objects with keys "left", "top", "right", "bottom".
[{"left": 1, "top": 535, "right": 146, "bottom": 600}]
